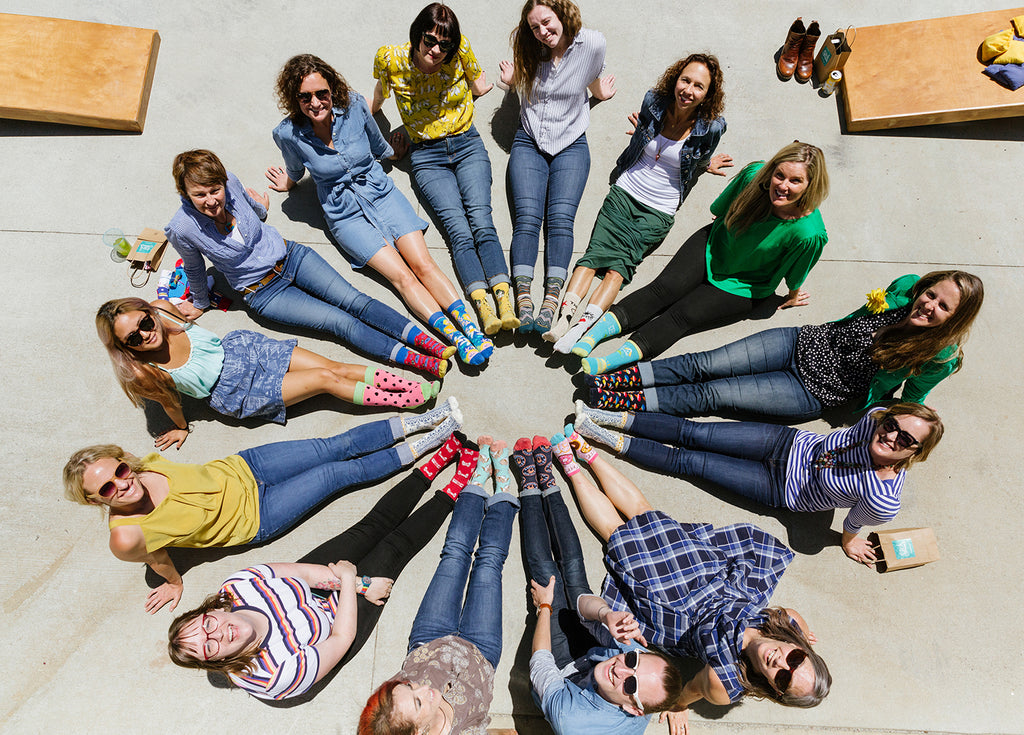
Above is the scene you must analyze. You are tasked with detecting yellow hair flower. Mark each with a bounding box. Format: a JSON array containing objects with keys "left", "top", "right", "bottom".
[{"left": 865, "top": 288, "right": 888, "bottom": 314}]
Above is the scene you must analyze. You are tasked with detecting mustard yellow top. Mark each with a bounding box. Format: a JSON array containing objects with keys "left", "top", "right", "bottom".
[
  {"left": 373, "top": 37, "right": 482, "bottom": 143},
  {"left": 108, "top": 453, "right": 259, "bottom": 552}
]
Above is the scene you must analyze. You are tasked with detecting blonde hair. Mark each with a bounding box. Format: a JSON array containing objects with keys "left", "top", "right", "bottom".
[
  {"left": 724, "top": 142, "right": 829, "bottom": 234},
  {"left": 63, "top": 445, "right": 144, "bottom": 506},
  {"left": 508, "top": 0, "right": 582, "bottom": 98},
  {"left": 872, "top": 403, "right": 944, "bottom": 471}
]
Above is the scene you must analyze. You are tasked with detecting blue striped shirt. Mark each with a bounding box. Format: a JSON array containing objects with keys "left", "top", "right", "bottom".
[{"left": 785, "top": 409, "right": 904, "bottom": 534}]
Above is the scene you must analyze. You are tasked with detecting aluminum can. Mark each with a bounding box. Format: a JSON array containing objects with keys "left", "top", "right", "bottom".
[{"left": 822, "top": 70, "right": 842, "bottom": 96}]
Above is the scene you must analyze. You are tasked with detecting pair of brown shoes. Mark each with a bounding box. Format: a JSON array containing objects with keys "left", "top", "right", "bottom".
[{"left": 778, "top": 17, "right": 820, "bottom": 82}]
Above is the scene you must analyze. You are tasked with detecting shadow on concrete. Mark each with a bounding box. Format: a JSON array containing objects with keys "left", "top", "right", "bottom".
[{"left": 0, "top": 119, "right": 139, "bottom": 137}]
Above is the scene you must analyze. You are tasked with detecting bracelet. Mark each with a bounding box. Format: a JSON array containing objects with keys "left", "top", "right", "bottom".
[
  {"left": 356, "top": 575, "right": 371, "bottom": 596},
  {"left": 537, "top": 603, "right": 553, "bottom": 614}
]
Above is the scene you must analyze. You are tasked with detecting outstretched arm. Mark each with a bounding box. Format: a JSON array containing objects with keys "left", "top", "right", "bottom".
[{"left": 111, "top": 528, "right": 185, "bottom": 614}]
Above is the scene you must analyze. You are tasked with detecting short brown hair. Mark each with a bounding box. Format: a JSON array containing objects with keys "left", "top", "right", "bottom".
[
  {"left": 274, "top": 54, "right": 352, "bottom": 124},
  {"left": 171, "top": 149, "right": 228, "bottom": 198},
  {"left": 167, "top": 591, "right": 262, "bottom": 676}
]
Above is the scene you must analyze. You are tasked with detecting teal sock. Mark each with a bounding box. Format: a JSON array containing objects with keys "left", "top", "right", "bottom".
[
  {"left": 572, "top": 311, "right": 622, "bottom": 357},
  {"left": 469, "top": 442, "right": 493, "bottom": 487},
  {"left": 581, "top": 340, "right": 643, "bottom": 375}
]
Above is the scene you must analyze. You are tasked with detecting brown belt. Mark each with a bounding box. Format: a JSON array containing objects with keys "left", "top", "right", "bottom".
[{"left": 240, "top": 259, "right": 285, "bottom": 295}]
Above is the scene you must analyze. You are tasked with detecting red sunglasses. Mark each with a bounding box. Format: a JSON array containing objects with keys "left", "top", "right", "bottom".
[{"left": 98, "top": 461, "right": 131, "bottom": 498}]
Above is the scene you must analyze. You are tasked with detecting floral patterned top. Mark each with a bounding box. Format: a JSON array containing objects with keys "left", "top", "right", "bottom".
[{"left": 397, "top": 635, "right": 494, "bottom": 735}]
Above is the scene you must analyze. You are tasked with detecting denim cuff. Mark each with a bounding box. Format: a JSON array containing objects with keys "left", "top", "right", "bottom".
[
  {"left": 388, "top": 416, "right": 405, "bottom": 442},
  {"left": 487, "top": 491, "right": 520, "bottom": 509},
  {"left": 486, "top": 274, "right": 510, "bottom": 289},
  {"left": 541, "top": 485, "right": 563, "bottom": 498},
  {"left": 511, "top": 264, "right": 536, "bottom": 280},
  {"left": 638, "top": 361, "right": 655, "bottom": 387},
  {"left": 519, "top": 486, "right": 543, "bottom": 498},
  {"left": 644, "top": 388, "right": 659, "bottom": 413},
  {"left": 461, "top": 483, "right": 489, "bottom": 499},
  {"left": 396, "top": 442, "right": 415, "bottom": 466},
  {"left": 546, "top": 266, "right": 568, "bottom": 282}
]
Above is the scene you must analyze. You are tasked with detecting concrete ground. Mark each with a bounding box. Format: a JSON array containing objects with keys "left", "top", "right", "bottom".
[{"left": 2, "top": 0, "right": 1021, "bottom": 733}]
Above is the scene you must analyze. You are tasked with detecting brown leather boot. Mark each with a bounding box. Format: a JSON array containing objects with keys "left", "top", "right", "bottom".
[
  {"left": 777, "top": 17, "right": 805, "bottom": 80},
  {"left": 796, "top": 21, "right": 820, "bottom": 83}
]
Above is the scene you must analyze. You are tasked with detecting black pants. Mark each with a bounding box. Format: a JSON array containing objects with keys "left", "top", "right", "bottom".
[
  {"left": 297, "top": 468, "right": 453, "bottom": 667},
  {"left": 609, "top": 223, "right": 761, "bottom": 358}
]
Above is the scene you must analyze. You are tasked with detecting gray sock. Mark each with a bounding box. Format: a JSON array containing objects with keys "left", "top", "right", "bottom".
[
  {"left": 410, "top": 411, "right": 464, "bottom": 457},
  {"left": 402, "top": 396, "right": 459, "bottom": 435},
  {"left": 575, "top": 399, "right": 630, "bottom": 429},
  {"left": 575, "top": 414, "right": 625, "bottom": 454}
]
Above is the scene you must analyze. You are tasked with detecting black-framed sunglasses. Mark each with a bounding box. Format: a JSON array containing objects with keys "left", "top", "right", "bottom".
[
  {"left": 297, "top": 88, "right": 331, "bottom": 104},
  {"left": 774, "top": 648, "right": 808, "bottom": 693},
  {"left": 880, "top": 416, "right": 920, "bottom": 450},
  {"left": 98, "top": 461, "right": 131, "bottom": 498},
  {"left": 621, "top": 649, "right": 644, "bottom": 712},
  {"left": 123, "top": 314, "right": 156, "bottom": 347},
  {"left": 421, "top": 32, "right": 456, "bottom": 53}
]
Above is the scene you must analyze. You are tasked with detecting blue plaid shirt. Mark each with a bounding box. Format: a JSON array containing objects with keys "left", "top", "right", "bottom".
[{"left": 600, "top": 511, "right": 794, "bottom": 702}]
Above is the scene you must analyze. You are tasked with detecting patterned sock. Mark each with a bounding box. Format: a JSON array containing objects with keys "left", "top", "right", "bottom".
[
  {"left": 409, "top": 326, "right": 458, "bottom": 360},
  {"left": 531, "top": 436, "right": 557, "bottom": 490},
  {"left": 401, "top": 396, "right": 459, "bottom": 435},
  {"left": 564, "top": 423, "right": 600, "bottom": 462},
  {"left": 469, "top": 438, "right": 494, "bottom": 487},
  {"left": 550, "top": 433, "right": 581, "bottom": 476},
  {"left": 574, "top": 415, "right": 625, "bottom": 454},
  {"left": 571, "top": 311, "right": 622, "bottom": 357},
  {"left": 418, "top": 432, "right": 464, "bottom": 480},
  {"left": 542, "top": 291, "right": 580, "bottom": 343},
  {"left": 489, "top": 440, "right": 512, "bottom": 494},
  {"left": 589, "top": 386, "right": 647, "bottom": 411},
  {"left": 581, "top": 340, "right": 643, "bottom": 375},
  {"left": 470, "top": 288, "right": 503, "bottom": 337},
  {"left": 511, "top": 437, "right": 538, "bottom": 494},
  {"left": 575, "top": 398, "right": 630, "bottom": 429},
  {"left": 368, "top": 367, "right": 421, "bottom": 393},
  {"left": 354, "top": 382, "right": 428, "bottom": 408},
  {"left": 440, "top": 444, "right": 481, "bottom": 501},
  {"left": 429, "top": 311, "right": 486, "bottom": 366},
  {"left": 587, "top": 364, "right": 643, "bottom": 391},
  {"left": 410, "top": 413, "right": 464, "bottom": 458},
  {"left": 513, "top": 275, "right": 535, "bottom": 332},
  {"left": 397, "top": 347, "right": 447, "bottom": 378},
  {"left": 493, "top": 283, "right": 521, "bottom": 331},
  {"left": 554, "top": 304, "right": 603, "bottom": 354},
  {"left": 446, "top": 299, "right": 494, "bottom": 356},
  {"left": 535, "top": 276, "right": 564, "bottom": 332}
]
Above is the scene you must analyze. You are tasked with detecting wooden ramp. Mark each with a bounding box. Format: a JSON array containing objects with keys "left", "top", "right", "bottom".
[
  {"left": 842, "top": 7, "right": 1024, "bottom": 131},
  {"left": 0, "top": 13, "right": 160, "bottom": 132}
]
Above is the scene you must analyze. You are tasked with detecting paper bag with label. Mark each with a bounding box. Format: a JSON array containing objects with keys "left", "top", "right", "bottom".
[
  {"left": 814, "top": 27, "right": 856, "bottom": 84},
  {"left": 127, "top": 227, "right": 168, "bottom": 286},
  {"left": 871, "top": 527, "right": 939, "bottom": 572}
]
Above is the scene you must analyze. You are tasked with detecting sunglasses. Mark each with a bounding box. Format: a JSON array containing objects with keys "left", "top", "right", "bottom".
[
  {"left": 422, "top": 33, "right": 456, "bottom": 53},
  {"left": 98, "top": 461, "right": 131, "bottom": 498},
  {"left": 774, "top": 648, "right": 808, "bottom": 693},
  {"left": 621, "top": 650, "right": 644, "bottom": 712},
  {"left": 201, "top": 614, "right": 221, "bottom": 659},
  {"left": 880, "top": 416, "right": 920, "bottom": 450},
  {"left": 123, "top": 314, "right": 155, "bottom": 347},
  {"left": 297, "top": 88, "right": 331, "bottom": 104}
]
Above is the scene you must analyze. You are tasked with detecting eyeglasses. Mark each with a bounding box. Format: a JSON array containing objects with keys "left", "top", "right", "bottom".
[
  {"left": 98, "top": 461, "right": 131, "bottom": 498},
  {"left": 297, "top": 88, "right": 331, "bottom": 104},
  {"left": 201, "top": 614, "right": 220, "bottom": 659},
  {"left": 773, "top": 648, "right": 808, "bottom": 693},
  {"left": 880, "top": 416, "right": 920, "bottom": 450},
  {"left": 123, "top": 314, "right": 155, "bottom": 347},
  {"left": 621, "top": 650, "right": 644, "bottom": 712},
  {"left": 421, "top": 33, "right": 456, "bottom": 53}
]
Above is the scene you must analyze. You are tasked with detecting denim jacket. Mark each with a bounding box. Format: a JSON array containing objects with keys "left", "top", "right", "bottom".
[{"left": 613, "top": 89, "right": 726, "bottom": 209}]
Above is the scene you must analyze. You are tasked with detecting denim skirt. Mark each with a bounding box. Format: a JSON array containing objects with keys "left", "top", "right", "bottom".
[{"left": 208, "top": 330, "right": 297, "bottom": 424}]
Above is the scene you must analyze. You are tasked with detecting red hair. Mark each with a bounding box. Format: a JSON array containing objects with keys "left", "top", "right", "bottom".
[{"left": 359, "top": 680, "right": 415, "bottom": 735}]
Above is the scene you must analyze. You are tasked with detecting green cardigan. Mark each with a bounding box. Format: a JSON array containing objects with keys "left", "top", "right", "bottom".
[{"left": 837, "top": 274, "right": 959, "bottom": 407}]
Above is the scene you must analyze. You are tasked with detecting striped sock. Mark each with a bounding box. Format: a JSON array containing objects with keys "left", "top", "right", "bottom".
[
  {"left": 535, "top": 276, "right": 564, "bottom": 332},
  {"left": 513, "top": 275, "right": 535, "bottom": 332}
]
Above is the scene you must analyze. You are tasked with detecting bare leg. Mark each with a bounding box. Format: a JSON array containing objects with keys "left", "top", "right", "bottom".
[
  {"left": 588, "top": 271, "right": 625, "bottom": 311},
  {"left": 563, "top": 464, "right": 623, "bottom": 543},
  {"left": 587, "top": 452, "right": 654, "bottom": 521},
  {"left": 395, "top": 231, "right": 463, "bottom": 309},
  {"left": 563, "top": 266, "right": 597, "bottom": 303},
  {"left": 281, "top": 346, "right": 368, "bottom": 404},
  {"left": 366, "top": 244, "right": 444, "bottom": 322}
]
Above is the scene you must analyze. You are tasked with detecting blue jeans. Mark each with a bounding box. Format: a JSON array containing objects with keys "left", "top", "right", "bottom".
[
  {"left": 410, "top": 126, "right": 509, "bottom": 294},
  {"left": 643, "top": 327, "right": 824, "bottom": 421},
  {"left": 520, "top": 488, "right": 593, "bottom": 668},
  {"left": 408, "top": 486, "right": 519, "bottom": 669},
  {"left": 509, "top": 129, "right": 591, "bottom": 283},
  {"left": 624, "top": 412, "right": 796, "bottom": 507},
  {"left": 244, "top": 242, "right": 414, "bottom": 363},
  {"left": 242, "top": 416, "right": 405, "bottom": 543}
]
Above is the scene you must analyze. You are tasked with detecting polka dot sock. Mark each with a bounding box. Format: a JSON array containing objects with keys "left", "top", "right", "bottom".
[
  {"left": 367, "top": 368, "right": 423, "bottom": 393},
  {"left": 354, "top": 382, "right": 428, "bottom": 408},
  {"left": 550, "top": 433, "right": 581, "bottom": 476},
  {"left": 511, "top": 437, "right": 538, "bottom": 494}
]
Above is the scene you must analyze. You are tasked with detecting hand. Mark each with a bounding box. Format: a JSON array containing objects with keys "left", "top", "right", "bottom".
[
  {"left": 530, "top": 576, "right": 556, "bottom": 609},
  {"left": 145, "top": 580, "right": 183, "bottom": 614},
  {"left": 498, "top": 59, "right": 514, "bottom": 88},
  {"left": 661, "top": 710, "right": 689, "bottom": 735},
  {"left": 778, "top": 289, "right": 810, "bottom": 310},
  {"left": 470, "top": 72, "right": 493, "bottom": 98},
  {"left": 592, "top": 73, "right": 617, "bottom": 101},
  {"left": 265, "top": 165, "right": 295, "bottom": 192},
  {"left": 706, "top": 153, "right": 734, "bottom": 176},
  {"left": 365, "top": 577, "right": 394, "bottom": 606},
  {"left": 625, "top": 111, "right": 640, "bottom": 135},
  {"left": 155, "top": 427, "right": 189, "bottom": 451},
  {"left": 328, "top": 560, "right": 357, "bottom": 582},
  {"left": 175, "top": 300, "right": 204, "bottom": 321},
  {"left": 245, "top": 186, "right": 270, "bottom": 210},
  {"left": 388, "top": 131, "right": 409, "bottom": 160},
  {"left": 602, "top": 608, "right": 647, "bottom": 646},
  {"left": 843, "top": 535, "right": 879, "bottom": 567}
]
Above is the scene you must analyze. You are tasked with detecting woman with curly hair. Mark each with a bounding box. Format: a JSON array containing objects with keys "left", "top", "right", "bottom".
[
  {"left": 497, "top": 0, "right": 616, "bottom": 332},
  {"left": 574, "top": 141, "right": 831, "bottom": 375},
  {"left": 266, "top": 54, "right": 491, "bottom": 366},
  {"left": 543, "top": 54, "right": 731, "bottom": 352}
]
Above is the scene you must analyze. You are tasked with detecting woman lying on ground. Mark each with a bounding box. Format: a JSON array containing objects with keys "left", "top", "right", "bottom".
[
  {"left": 372, "top": 2, "right": 517, "bottom": 338},
  {"left": 359, "top": 437, "right": 519, "bottom": 735},
  {"left": 574, "top": 401, "right": 943, "bottom": 566},
  {"left": 542, "top": 54, "right": 731, "bottom": 352},
  {"left": 165, "top": 150, "right": 452, "bottom": 379},
  {"left": 62, "top": 399, "right": 461, "bottom": 614},
  {"left": 499, "top": 0, "right": 616, "bottom": 332},
  {"left": 97, "top": 297, "right": 440, "bottom": 450},
  {"left": 553, "top": 428, "right": 830, "bottom": 732},
  {"left": 166, "top": 434, "right": 480, "bottom": 700},
  {"left": 585, "top": 272, "right": 984, "bottom": 421},
  {"left": 267, "top": 54, "right": 490, "bottom": 366},
  {"left": 574, "top": 141, "right": 830, "bottom": 375}
]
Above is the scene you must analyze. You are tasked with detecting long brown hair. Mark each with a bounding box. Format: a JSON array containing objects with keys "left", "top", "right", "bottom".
[
  {"left": 724, "top": 142, "right": 829, "bottom": 234},
  {"left": 167, "top": 592, "right": 262, "bottom": 676},
  {"left": 652, "top": 53, "right": 725, "bottom": 123},
  {"left": 871, "top": 271, "right": 984, "bottom": 375},
  {"left": 508, "top": 0, "right": 582, "bottom": 98},
  {"left": 736, "top": 607, "right": 831, "bottom": 707},
  {"left": 275, "top": 54, "right": 352, "bottom": 124},
  {"left": 96, "top": 298, "right": 182, "bottom": 413}
]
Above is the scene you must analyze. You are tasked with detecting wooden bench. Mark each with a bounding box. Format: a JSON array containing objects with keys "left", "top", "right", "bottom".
[
  {"left": 842, "top": 7, "right": 1024, "bottom": 131},
  {"left": 0, "top": 13, "right": 160, "bottom": 132}
]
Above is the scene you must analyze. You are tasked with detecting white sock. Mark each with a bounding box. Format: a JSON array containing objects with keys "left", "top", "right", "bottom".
[{"left": 554, "top": 305, "right": 603, "bottom": 354}]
